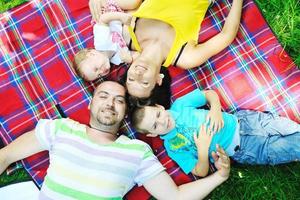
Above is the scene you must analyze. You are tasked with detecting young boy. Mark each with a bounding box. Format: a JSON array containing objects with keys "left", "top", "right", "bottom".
[
  {"left": 73, "top": 0, "right": 138, "bottom": 81},
  {"left": 132, "top": 89, "right": 300, "bottom": 177}
]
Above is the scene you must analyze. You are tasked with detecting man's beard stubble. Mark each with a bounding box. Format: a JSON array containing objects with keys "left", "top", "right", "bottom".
[{"left": 97, "top": 107, "right": 118, "bottom": 126}]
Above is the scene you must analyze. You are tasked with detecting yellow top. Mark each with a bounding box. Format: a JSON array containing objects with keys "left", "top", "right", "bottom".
[{"left": 129, "top": 0, "right": 210, "bottom": 67}]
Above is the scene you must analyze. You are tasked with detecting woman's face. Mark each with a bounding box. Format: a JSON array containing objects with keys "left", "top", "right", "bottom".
[{"left": 126, "top": 59, "right": 160, "bottom": 98}]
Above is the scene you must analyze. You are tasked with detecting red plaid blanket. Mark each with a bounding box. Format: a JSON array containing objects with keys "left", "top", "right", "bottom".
[{"left": 0, "top": 0, "right": 299, "bottom": 199}]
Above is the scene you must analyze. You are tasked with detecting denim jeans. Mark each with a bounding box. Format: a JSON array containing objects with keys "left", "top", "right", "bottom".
[{"left": 231, "top": 110, "right": 300, "bottom": 165}]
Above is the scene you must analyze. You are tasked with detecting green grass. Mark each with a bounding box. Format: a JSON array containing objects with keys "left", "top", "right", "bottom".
[
  {"left": 207, "top": 162, "right": 300, "bottom": 200},
  {"left": 255, "top": 0, "right": 300, "bottom": 67},
  {"left": 0, "top": 0, "right": 28, "bottom": 13},
  {"left": 0, "top": 165, "right": 31, "bottom": 187},
  {"left": 0, "top": 0, "right": 300, "bottom": 199}
]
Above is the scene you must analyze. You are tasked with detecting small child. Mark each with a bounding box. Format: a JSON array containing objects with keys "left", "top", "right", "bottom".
[
  {"left": 73, "top": 0, "right": 137, "bottom": 81},
  {"left": 131, "top": 89, "right": 300, "bottom": 177}
]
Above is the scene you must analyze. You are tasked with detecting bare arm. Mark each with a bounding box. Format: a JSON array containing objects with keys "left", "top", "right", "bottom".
[
  {"left": 203, "top": 90, "right": 222, "bottom": 111},
  {"left": 144, "top": 147, "right": 230, "bottom": 200},
  {"left": 0, "top": 130, "right": 46, "bottom": 175},
  {"left": 203, "top": 90, "right": 224, "bottom": 133},
  {"left": 89, "top": 0, "right": 142, "bottom": 22},
  {"left": 191, "top": 125, "right": 212, "bottom": 177},
  {"left": 176, "top": 0, "right": 243, "bottom": 69},
  {"left": 100, "top": 12, "right": 132, "bottom": 25}
]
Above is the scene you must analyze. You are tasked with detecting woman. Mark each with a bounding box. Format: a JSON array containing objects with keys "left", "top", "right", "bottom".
[{"left": 89, "top": 0, "right": 243, "bottom": 100}]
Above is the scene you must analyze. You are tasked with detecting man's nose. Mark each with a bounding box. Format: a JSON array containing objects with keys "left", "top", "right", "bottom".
[{"left": 106, "top": 97, "right": 114, "bottom": 106}]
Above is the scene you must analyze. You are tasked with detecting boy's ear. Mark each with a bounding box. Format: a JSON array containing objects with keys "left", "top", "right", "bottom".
[{"left": 146, "top": 133, "right": 158, "bottom": 137}]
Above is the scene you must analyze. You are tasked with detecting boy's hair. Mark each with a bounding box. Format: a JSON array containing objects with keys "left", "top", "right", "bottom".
[
  {"left": 73, "top": 48, "right": 93, "bottom": 78},
  {"left": 131, "top": 106, "right": 149, "bottom": 134}
]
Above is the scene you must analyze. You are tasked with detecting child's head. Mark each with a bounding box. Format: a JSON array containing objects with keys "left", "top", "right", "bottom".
[
  {"left": 131, "top": 105, "right": 175, "bottom": 137},
  {"left": 73, "top": 48, "right": 111, "bottom": 81}
]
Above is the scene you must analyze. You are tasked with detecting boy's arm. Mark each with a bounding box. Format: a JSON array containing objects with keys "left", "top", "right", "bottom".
[
  {"left": 0, "top": 130, "right": 46, "bottom": 175},
  {"left": 176, "top": 0, "right": 243, "bottom": 68},
  {"left": 89, "top": 0, "right": 142, "bottom": 23},
  {"left": 143, "top": 147, "right": 230, "bottom": 200},
  {"left": 203, "top": 90, "right": 224, "bottom": 134},
  {"left": 192, "top": 125, "right": 213, "bottom": 177}
]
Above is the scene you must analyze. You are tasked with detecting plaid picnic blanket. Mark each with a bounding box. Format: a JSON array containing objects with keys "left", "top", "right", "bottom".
[{"left": 0, "top": 0, "right": 299, "bottom": 199}]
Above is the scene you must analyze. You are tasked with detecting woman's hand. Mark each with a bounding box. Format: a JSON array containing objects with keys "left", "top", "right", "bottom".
[{"left": 89, "top": 0, "right": 106, "bottom": 23}]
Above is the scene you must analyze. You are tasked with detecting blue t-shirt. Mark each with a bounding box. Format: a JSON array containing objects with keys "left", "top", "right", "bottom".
[{"left": 161, "top": 89, "right": 238, "bottom": 174}]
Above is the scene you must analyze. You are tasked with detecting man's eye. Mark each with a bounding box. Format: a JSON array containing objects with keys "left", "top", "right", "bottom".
[
  {"left": 143, "top": 82, "right": 149, "bottom": 86},
  {"left": 128, "top": 77, "right": 134, "bottom": 81}
]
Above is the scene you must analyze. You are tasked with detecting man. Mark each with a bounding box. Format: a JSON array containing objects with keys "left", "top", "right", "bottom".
[{"left": 0, "top": 81, "right": 230, "bottom": 199}]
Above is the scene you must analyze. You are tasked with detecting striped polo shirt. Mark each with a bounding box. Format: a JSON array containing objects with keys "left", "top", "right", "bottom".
[{"left": 35, "top": 118, "right": 164, "bottom": 200}]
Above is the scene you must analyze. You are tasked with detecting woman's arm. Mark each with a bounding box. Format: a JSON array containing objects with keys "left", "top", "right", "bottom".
[
  {"left": 176, "top": 0, "right": 243, "bottom": 69},
  {"left": 89, "top": 0, "right": 142, "bottom": 22},
  {"left": 100, "top": 12, "right": 132, "bottom": 25}
]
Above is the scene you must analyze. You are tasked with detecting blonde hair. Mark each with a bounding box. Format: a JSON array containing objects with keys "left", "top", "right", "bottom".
[{"left": 73, "top": 48, "right": 93, "bottom": 78}]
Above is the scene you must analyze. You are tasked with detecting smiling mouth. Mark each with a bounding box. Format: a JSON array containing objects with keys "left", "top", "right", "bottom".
[{"left": 102, "top": 108, "right": 116, "bottom": 116}]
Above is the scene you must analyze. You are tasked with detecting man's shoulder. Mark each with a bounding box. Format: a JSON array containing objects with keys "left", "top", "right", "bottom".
[
  {"left": 38, "top": 118, "right": 85, "bottom": 132},
  {"left": 118, "top": 135, "right": 149, "bottom": 145},
  {"left": 117, "top": 135, "right": 152, "bottom": 151},
  {"left": 49, "top": 118, "right": 82, "bottom": 126}
]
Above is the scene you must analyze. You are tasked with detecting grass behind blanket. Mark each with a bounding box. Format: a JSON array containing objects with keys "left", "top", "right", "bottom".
[{"left": 0, "top": 0, "right": 300, "bottom": 199}]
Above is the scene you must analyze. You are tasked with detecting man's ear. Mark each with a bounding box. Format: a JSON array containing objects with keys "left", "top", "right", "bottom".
[
  {"left": 146, "top": 133, "right": 158, "bottom": 137},
  {"left": 156, "top": 73, "right": 164, "bottom": 86}
]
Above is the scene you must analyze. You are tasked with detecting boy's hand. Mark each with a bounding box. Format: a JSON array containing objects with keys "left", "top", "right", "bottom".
[
  {"left": 193, "top": 125, "right": 213, "bottom": 153},
  {"left": 206, "top": 108, "right": 224, "bottom": 134},
  {"left": 211, "top": 144, "right": 230, "bottom": 179}
]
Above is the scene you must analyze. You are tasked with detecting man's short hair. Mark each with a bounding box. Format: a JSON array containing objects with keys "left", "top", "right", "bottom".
[{"left": 73, "top": 48, "right": 93, "bottom": 77}]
